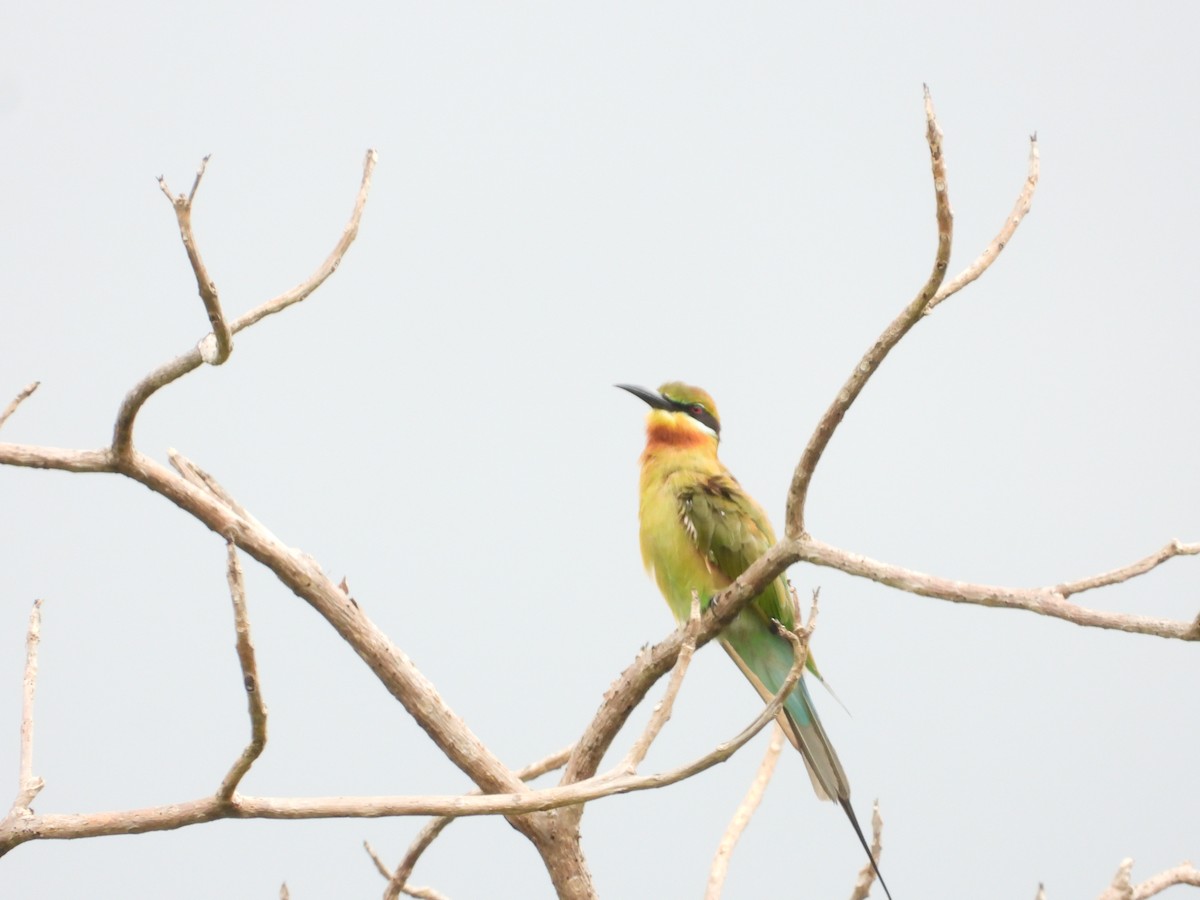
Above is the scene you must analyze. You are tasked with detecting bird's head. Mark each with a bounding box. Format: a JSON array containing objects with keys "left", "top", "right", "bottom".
[{"left": 617, "top": 381, "right": 721, "bottom": 447}]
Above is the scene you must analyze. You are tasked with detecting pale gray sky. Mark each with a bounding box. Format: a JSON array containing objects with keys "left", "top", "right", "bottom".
[{"left": 2, "top": 3, "right": 1197, "bottom": 898}]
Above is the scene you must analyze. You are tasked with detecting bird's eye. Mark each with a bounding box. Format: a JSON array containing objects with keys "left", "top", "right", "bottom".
[{"left": 689, "top": 405, "right": 704, "bottom": 415}]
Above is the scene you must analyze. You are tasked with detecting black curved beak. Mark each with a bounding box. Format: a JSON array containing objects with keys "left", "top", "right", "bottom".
[{"left": 615, "top": 384, "right": 672, "bottom": 411}]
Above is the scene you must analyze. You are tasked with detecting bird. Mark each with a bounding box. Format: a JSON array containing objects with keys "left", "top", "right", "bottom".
[{"left": 618, "top": 381, "right": 892, "bottom": 899}]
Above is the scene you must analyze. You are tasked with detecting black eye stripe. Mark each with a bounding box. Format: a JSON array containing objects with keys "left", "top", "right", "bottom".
[{"left": 668, "top": 398, "right": 720, "bottom": 435}]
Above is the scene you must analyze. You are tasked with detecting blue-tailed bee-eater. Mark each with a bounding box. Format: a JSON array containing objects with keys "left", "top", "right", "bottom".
[{"left": 619, "top": 381, "right": 891, "bottom": 899}]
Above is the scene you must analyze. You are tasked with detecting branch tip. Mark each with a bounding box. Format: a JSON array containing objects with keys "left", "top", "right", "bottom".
[
  {"left": 188, "top": 155, "right": 211, "bottom": 204},
  {"left": 0, "top": 382, "right": 41, "bottom": 433},
  {"left": 364, "top": 839, "right": 392, "bottom": 879}
]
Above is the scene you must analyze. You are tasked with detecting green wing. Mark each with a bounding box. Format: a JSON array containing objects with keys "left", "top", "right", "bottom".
[
  {"left": 679, "top": 471, "right": 841, "bottom": 691},
  {"left": 678, "top": 472, "right": 794, "bottom": 629}
]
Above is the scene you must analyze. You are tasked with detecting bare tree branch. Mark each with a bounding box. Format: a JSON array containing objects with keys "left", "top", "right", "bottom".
[
  {"left": 848, "top": 802, "right": 885, "bottom": 900},
  {"left": 704, "top": 723, "right": 785, "bottom": 900},
  {"left": 0, "top": 445, "right": 113, "bottom": 472},
  {"left": 158, "top": 155, "right": 232, "bottom": 366},
  {"left": 0, "top": 620, "right": 808, "bottom": 855},
  {"left": 924, "top": 133, "right": 1040, "bottom": 314},
  {"left": 117, "top": 451, "right": 537, "bottom": 801},
  {"left": 786, "top": 85, "right": 955, "bottom": 538},
  {"left": 16, "top": 601, "right": 42, "bottom": 810},
  {"left": 217, "top": 542, "right": 268, "bottom": 800},
  {"left": 4, "top": 601, "right": 45, "bottom": 819},
  {"left": 0, "top": 382, "right": 40, "bottom": 433},
  {"left": 798, "top": 536, "right": 1200, "bottom": 640},
  {"left": 168, "top": 449, "right": 272, "bottom": 535},
  {"left": 1057, "top": 539, "right": 1200, "bottom": 598},
  {"left": 0, "top": 100, "right": 1190, "bottom": 899},
  {"left": 112, "top": 149, "right": 378, "bottom": 455},
  {"left": 365, "top": 841, "right": 390, "bottom": 879},
  {"left": 0, "top": 444, "right": 569, "bottom": 856},
  {"left": 0, "top": 437, "right": 598, "bottom": 886}
]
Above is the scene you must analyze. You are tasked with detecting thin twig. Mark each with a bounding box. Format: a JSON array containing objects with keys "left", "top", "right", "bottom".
[
  {"left": 159, "top": 155, "right": 232, "bottom": 365},
  {"left": 366, "top": 842, "right": 452, "bottom": 900},
  {"left": 848, "top": 802, "right": 885, "bottom": 900},
  {"left": 168, "top": 449, "right": 271, "bottom": 534},
  {"left": 365, "top": 840, "right": 390, "bottom": 879},
  {"left": 233, "top": 148, "right": 378, "bottom": 333},
  {"left": 112, "top": 149, "right": 378, "bottom": 455},
  {"left": 280, "top": 883, "right": 289, "bottom": 900},
  {"left": 217, "top": 542, "right": 268, "bottom": 799},
  {"left": 366, "top": 843, "right": 452, "bottom": 900},
  {"left": 11, "top": 600, "right": 45, "bottom": 813},
  {"left": 0, "top": 382, "right": 40, "bottom": 433},
  {"left": 619, "top": 591, "right": 703, "bottom": 774},
  {"left": 1057, "top": 539, "right": 1200, "bottom": 598},
  {"left": 704, "top": 723, "right": 786, "bottom": 900},
  {"left": 799, "top": 535, "right": 1200, "bottom": 641},
  {"left": 800, "top": 585, "right": 820, "bottom": 638},
  {"left": 786, "top": 85, "right": 955, "bottom": 538},
  {"left": 924, "top": 133, "right": 1040, "bottom": 314}
]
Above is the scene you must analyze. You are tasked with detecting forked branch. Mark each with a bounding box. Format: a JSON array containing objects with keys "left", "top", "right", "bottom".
[
  {"left": 763, "top": 88, "right": 1194, "bottom": 640},
  {"left": 112, "top": 149, "right": 378, "bottom": 455},
  {"left": 786, "top": 85, "right": 955, "bottom": 538},
  {"left": 0, "top": 93, "right": 1194, "bottom": 900},
  {"left": 924, "top": 133, "right": 1040, "bottom": 313},
  {"left": 785, "top": 91, "right": 1041, "bottom": 538},
  {"left": 158, "top": 155, "right": 232, "bottom": 365}
]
